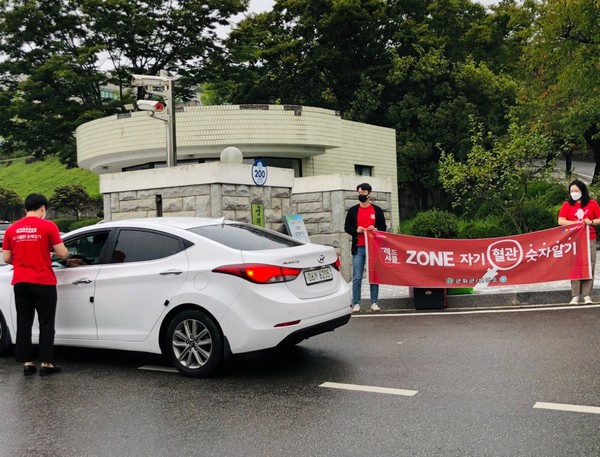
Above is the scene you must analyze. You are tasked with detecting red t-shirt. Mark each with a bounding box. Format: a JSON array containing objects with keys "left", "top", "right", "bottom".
[
  {"left": 356, "top": 205, "right": 376, "bottom": 247},
  {"left": 558, "top": 199, "right": 600, "bottom": 241},
  {"left": 3, "top": 216, "right": 63, "bottom": 285}
]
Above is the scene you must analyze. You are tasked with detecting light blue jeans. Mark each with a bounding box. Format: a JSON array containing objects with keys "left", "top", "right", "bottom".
[{"left": 352, "top": 246, "right": 379, "bottom": 305}]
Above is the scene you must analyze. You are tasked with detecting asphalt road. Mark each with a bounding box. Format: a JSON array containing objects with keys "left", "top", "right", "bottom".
[
  {"left": 558, "top": 159, "right": 595, "bottom": 181},
  {"left": 1, "top": 306, "right": 599, "bottom": 457}
]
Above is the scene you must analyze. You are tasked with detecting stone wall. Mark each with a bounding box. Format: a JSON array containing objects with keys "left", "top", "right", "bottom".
[
  {"left": 291, "top": 188, "right": 392, "bottom": 282},
  {"left": 100, "top": 162, "right": 295, "bottom": 231},
  {"left": 105, "top": 183, "right": 292, "bottom": 232},
  {"left": 99, "top": 164, "right": 394, "bottom": 282}
]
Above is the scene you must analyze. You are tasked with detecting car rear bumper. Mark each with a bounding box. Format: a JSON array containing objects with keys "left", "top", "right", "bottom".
[
  {"left": 275, "top": 313, "right": 351, "bottom": 347},
  {"left": 219, "top": 281, "right": 351, "bottom": 353}
]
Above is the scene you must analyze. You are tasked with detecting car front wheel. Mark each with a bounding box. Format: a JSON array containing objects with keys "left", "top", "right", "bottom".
[{"left": 165, "top": 310, "right": 223, "bottom": 378}]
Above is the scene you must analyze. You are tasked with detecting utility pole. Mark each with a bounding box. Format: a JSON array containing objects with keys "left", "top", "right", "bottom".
[{"left": 131, "top": 71, "right": 179, "bottom": 167}]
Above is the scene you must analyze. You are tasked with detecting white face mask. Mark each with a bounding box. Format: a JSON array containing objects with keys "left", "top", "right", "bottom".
[{"left": 571, "top": 191, "right": 582, "bottom": 201}]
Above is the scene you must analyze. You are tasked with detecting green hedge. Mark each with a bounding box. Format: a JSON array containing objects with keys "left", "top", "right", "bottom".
[
  {"left": 51, "top": 217, "right": 103, "bottom": 233},
  {"left": 401, "top": 179, "right": 566, "bottom": 239},
  {"left": 457, "top": 216, "right": 511, "bottom": 239},
  {"left": 407, "top": 209, "right": 459, "bottom": 238},
  {"left": 52, "top": 218, "right": 73, "bottom": 233},
  {"left": 68, "top": 218, "right": 103, "bottom": 231}
]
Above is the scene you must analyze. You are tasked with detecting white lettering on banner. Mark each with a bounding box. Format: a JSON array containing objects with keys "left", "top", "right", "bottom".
[
  {"left": 382, "top": 247, "right": 400, "bottom": 264},
  {"left": 491, "top": 246, "right": 519, "bottom": 263},
  {"left": 406, "top": 250, "right": 455, "bottom": 267},
  {"left": 459, "top": 253, "right": 486, "bottom": 266},
  {"left": 526, "top": 241, "right": 576, "bottom": 262},
  {"left": 367, "top": 225, "right": 591, "bottom": 288}
]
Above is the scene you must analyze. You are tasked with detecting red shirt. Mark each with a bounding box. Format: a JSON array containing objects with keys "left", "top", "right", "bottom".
[
  {"left": 3, "top": 216, "right": 63, "bottom": 285},
  {"left": 558, "top": 199, "right": 600, "bottom": 241},
  {"left": 356, "top": 205, "right": 376, "bottom": 247}
]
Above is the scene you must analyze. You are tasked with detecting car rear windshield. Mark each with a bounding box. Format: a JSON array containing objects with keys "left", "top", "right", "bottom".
[{"left": 188, "top": 223, "right": 303, "bottom": 250}]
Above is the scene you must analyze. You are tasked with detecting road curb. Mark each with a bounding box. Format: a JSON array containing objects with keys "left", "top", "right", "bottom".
[{"left": 357, "top": 288, "right": 600, "bottom": 312}]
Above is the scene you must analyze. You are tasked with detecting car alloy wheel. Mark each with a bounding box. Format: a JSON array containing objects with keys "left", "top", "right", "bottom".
[{"left": 165, "top": 309, "right": 222, "bottom": 378}]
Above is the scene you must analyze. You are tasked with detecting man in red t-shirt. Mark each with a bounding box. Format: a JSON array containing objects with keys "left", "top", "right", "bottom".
[
  {"left": 344, "top": 183, "right": 387, "bottom": 312},
  {"left": 3, "top": 194, "right": 69, "bottom": 376}
]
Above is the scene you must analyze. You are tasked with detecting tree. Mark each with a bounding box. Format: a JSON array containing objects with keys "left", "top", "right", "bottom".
[
  {"left": 0, "top": 187, "right": 22, "bottom": 220},
  {"left": 389, "top": 53, "right": 518, "bottom": 210},
  {"left": 385, "top": 0, "right": 524, "bottom": 210},
  {"left": 211, "top": 0, "right": 396, "bottom": 117},
  {"left": 439, "top": 120, "right": 554, "bottom": 233},
  {"left": 213, "top": 0, "right": 526, "bottom": 213},
  {"left": 518, "top": 0, "right": 600, "bottom": 181},
  {"left": 50, "top": 184, "right": 95, "bottom": 220},
  {"left": 0, "top": 0, "right": 248, "bottom": 166}
]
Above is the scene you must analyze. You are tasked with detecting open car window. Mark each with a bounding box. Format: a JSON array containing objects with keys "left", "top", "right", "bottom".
[{"left": 54, "top": 231, "right": 111, "bottom": 267}]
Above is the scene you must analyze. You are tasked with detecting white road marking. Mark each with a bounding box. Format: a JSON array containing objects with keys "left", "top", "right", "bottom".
[
  {"left": 138, "top": 365, "right": 178, "bottom": 373},
  {"left": 534, "top": 402, "right": 600, "bottom": 415},
  {"left": 320, "top": 381, "right": 418, "bottom": 397},
  {"left": 353, "top": 304, "right": 600, "bottom": 318}
]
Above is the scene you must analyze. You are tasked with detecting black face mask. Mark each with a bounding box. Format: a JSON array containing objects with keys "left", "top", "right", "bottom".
[{"left": 358, "top": 194, "right": 369, "bottom": 203}]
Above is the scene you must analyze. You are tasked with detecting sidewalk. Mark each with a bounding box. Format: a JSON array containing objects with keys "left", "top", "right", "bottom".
[{"left": 359, "top": 261, "right": 600, "bottom": 311}]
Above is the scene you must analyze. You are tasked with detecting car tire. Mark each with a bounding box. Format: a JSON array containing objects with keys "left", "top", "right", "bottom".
[
  {"left": 165, "top": 309, "right": 223, "bottom": 378},
  {"left": 0, "top": 311, "right": 12, "bottom": 356}
]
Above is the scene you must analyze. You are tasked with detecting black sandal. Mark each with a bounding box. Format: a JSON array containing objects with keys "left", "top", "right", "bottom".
[
  {"left": 39, "top": 364, "right": 62, "bottom": 377},
  {"left": 23, "top": 365, "right": 37, "bottom": 376}
]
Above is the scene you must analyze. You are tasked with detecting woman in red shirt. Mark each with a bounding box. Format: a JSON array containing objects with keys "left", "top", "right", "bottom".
[{"left": 558, "top": 179, "right": 600, "bottom": 304}]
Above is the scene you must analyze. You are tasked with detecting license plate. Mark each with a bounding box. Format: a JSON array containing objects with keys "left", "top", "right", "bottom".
[{"left": 304, "top": 267, "right": 333, "bottom": 285}]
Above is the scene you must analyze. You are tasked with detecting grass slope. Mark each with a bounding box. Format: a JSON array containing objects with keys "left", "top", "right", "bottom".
[{"left": 0, "top": 156, "right": 100, "bottom": 198}]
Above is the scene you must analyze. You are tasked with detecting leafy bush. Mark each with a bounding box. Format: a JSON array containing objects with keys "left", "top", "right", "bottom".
[
  {"left": 470, "top": 200, "right": 501, "bottom": 220},
  {"left": 521, "top": 200, "right": 557, "bottom": 232},
  {"left": 52, "top": 217, "right": 102, "bottom": 232},
  {"left": 68, "top": 218, "right": 103, "bottom": 231},
  {"left": 52, "top": 218, "right": 73, "bottom": 233},
  {"left": 408, "top": 209, "right": 459, "bottom": 238},
  {"left": 397, "top": 218, "right": 415, "bottom": 235},
  {"left": 531, "top": 181, "right": 567, "bottom": 207},
  {"left": 458, "top": 216, "right": 512, "bottom": 239}
]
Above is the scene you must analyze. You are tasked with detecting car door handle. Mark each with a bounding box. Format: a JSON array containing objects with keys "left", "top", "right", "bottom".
[
  {"left": 72, "top": 279, "right": 92, "bottom": 285},
  {"left": 160, "top": 269, "right": 183, "bottom": 276}
]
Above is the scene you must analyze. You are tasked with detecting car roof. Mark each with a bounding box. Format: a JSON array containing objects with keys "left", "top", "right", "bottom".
[{"left": 76, "top": 217, "right": 233, "bottom": 231}]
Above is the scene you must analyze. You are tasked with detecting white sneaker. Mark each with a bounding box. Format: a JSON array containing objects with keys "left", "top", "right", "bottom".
[
  {"left": 584, "top": 296, "right": 593, "bottom": 304},
  {"left": 569, "top": 297, "right": 579, "bottom": 305},
  {"left": 352, "top": 304, "right": 361, "bottom": 313},
  {"left": 371, "top": 303, "right": 381, "bottom": 312}
]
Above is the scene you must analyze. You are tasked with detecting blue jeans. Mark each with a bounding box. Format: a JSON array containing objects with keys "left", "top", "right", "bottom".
[{"left": 352, "top": 246, "right": 379, "bottom": 305}]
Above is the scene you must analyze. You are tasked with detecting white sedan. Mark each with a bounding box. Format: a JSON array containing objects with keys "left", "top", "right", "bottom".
[{"left": 0, "top": 218, "right": 351, "bottom": 377}]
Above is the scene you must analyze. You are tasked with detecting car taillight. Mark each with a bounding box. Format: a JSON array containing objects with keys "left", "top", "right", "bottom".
[
  {"left": 213, "top": 264, "right": 302, "bottom": 284},
  {"left": 332, "top": 256, "right": 341, "bottom": 271}
]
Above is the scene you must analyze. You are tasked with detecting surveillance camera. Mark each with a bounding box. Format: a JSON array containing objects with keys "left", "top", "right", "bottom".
[
  {"left": 136, "top": 100, "right": 166, "bottom": 112},
  {"left": 131, "top": 74, "right": 169, "bottom": 87}
]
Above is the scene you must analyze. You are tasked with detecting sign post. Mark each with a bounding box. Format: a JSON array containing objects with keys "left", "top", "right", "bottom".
[
  {"left": 251, "top": 160, "right": 268, "bottom": 186},
  {"left": 252, "top": 204, "right": 265, "bottom": 227},
  {"left": 284, "top": 214, "right": 310, "bottom": 242}
]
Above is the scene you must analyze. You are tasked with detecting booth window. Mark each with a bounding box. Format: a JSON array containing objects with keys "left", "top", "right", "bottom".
[{"left": 355, "top": 165, "right": 373, "bottom": 176}]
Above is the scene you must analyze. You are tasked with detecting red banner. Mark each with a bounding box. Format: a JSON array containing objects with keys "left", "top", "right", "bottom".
[{"left": 367, "top": 224, "right": 591, "bottom": 288}]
